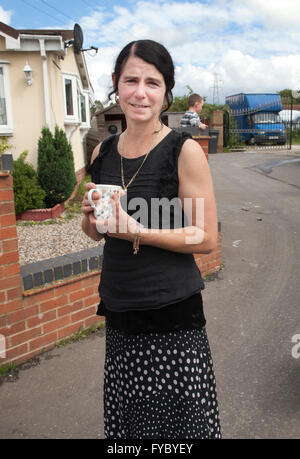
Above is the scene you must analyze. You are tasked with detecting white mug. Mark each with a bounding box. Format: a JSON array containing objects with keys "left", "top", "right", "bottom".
[{"left": 87, "top": 184, "right": 122, "bottom": 220}]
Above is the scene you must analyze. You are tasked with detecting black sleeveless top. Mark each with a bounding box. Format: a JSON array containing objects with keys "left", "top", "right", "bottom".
[{"left": 89, "top": 130, "right": 206, "bottom": 333}]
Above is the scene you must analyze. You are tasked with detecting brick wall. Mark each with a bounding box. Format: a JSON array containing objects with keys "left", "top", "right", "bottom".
[
  {"left": 0, "top": 169, "right": 104, "bottom": 366},
  {"left": 194, "top": 231, "right": 222, "bottom": 277},
  {"left": 0, "top": 162, "right": 222, "bottom": 367}
]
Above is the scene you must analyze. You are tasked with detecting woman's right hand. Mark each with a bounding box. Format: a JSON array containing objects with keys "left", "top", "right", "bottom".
[
  {"left": 81, "top": 182, "right": 99, "bottom": 217},
  {"left": 81, "top": 182, "right": 104, "bottom": 240}
]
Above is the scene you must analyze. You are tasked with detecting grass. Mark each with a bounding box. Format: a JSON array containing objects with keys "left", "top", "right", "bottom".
[{"left": 55, "top": 322, "right": 105, "bottom": 348}]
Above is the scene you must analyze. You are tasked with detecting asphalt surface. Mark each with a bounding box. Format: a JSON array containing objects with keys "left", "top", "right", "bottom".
[{"left": 0, "top": 148, "right": 299, "bottom": 439}]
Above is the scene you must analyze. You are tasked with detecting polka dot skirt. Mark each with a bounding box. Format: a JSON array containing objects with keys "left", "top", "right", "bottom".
[{"left": 103, "top": 326, "right": 222, "bottom": 439}]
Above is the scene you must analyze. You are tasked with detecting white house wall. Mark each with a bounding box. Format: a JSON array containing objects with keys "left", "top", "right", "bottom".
[{"left": 0, "top": 35, "right": 90, "bottom": 175}]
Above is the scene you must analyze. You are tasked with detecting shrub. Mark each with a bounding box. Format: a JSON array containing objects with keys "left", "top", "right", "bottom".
[
  {"left": 13, "top": 151, "right": 46, "bottom": 214},
  {"left": 37, "top": 126, "right": 77, "bottom": 208}
]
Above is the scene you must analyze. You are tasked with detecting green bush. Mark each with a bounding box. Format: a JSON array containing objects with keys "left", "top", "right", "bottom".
[
  {"left": 13, "top": 151, "right": 46, "bottom": 214},
  {"left": 37, "top": 126, "right": 77, "bottom": 208}
]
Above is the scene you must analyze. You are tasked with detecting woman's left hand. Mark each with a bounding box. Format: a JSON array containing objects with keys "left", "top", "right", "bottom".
[{"left": 95, "top": 190, "right": 139, "bottom": 241}]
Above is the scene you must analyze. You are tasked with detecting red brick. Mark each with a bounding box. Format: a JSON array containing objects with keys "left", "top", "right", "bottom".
[
  {"left": 69, "top": 288, "right": 89, "bottom": 303},
  {"left": 3, "top": 263, "right": 20, "bottom": 277},
  {"left": 0, "top": 214, "right": 16, "bottom": 227},
  {"left": 43, "top": 316, "right": 70, "bottom": 334},
  {"left": 71, "top": 306, "right": 96, "bottom": 323},
  {"left": 5, "top": 343, "right": 28, "bottom": 360},
  {"left": 0, "top": 275, "right": 22, "bottom": 291},
  {"left": 3, "top": 239, "right": 19, "bottom": 252},
  {"left": 0, "top": 175, "right": 13, "bottom": 188},
  {"left": 84, "top": 294, "right": 100, "bottom": 308},
  {"left": 26, "top": 288, "right": 54, "bottom": 304},
  {"left": 0, "top": 320, "right": 26, "bottom": 337},
  {"left": 0, "top": 189, "right": 14, "bottom": 201},
  {"left": 0, "top": 298, "right": 23, "bottom": 315},
  {"left": 29, "top": 331, "right": 58, "bottom": 351},
  {"left": 83, "top": 275, "right": 100, "bottom": 287},
  {"left": 0, "top": 290, "right": 5, "bottom": 302},
  {"left": 0, "top": 226, "right": 17, "bottom": 240},
  {"left": 57, "top": 299, "right": 83, "bottom": 317},
  {"left": 54, "top": 280, "right": 82, "bottom": 296},
  {"left": 10, "top": 326, "right": 42, "bottom": 347},
  {"left": 57, "top": 322, "right": 84, "bottom": 340},
  {"left": 7, "top": 286, "right": 23, "bottom": 301},
  {"left": 40, "top": 294, "right": 68, "bottom": 313},
  {"left": 8, "top": 305, "right": 39, "bottom": 324},
  {"left": 0, "top": 202, "right": 14, "bottom": 215},
  {"left": 27, "top": 310, "right": 56, "bottom": 328},
  {"left": 84, "top": 316, "right": 103, "bottom": 329},
  {"left": 0, "top": 251, "right": 19, "bottom": 265}
]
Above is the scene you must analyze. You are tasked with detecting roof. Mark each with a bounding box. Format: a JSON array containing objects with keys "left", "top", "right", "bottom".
[{"left": 0, "top": 21, "right": 73, "bottom": 40}]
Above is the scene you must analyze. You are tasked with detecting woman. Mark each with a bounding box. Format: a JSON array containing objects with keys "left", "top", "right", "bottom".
[{"left": 81, "top": 40, "right": 221, "bottom": 439}]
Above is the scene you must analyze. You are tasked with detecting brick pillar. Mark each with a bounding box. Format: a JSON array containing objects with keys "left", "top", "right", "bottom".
[
  {"left": 0, "top": 163, "right": 23, "bottom": 362},
  {"left": 210, "top": 110, "right": 224, "bottom": 152}
]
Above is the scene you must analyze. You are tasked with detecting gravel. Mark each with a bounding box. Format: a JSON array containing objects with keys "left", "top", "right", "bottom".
[{"left": 17, "top": 214, "right": 103, "bottom": 266}]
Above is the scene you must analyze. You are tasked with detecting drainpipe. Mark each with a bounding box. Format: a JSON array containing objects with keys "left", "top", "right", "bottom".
[{"left": 39, "top": 39, "right": 51, "bottom": 128}]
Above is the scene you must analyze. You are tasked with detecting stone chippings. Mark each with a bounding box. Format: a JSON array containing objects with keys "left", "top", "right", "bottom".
[{"left": 17, "top": 215, "right": 103, "bottom": 266}]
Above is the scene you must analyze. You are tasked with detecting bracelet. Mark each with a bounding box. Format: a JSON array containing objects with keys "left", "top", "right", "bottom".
[{"left": 133, "top": 226, "right": 142, "bottom": 255}]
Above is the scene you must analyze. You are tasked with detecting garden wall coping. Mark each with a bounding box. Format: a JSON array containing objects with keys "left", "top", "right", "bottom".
[{"left": 20, "top": 246, "right": 103, "bottom": 291}]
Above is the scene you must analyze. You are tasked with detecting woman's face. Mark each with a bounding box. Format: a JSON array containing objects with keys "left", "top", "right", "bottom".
[{"left": 114, "top": 55, "right": 166, "bottom": 126}]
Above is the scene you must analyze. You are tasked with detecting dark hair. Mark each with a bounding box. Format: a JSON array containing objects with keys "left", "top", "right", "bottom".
[
  {"left": 109, "top": 40, "right": 175, "bottom": 113},
  {"left": 188, "top": 93, "right": 203, "bottom": 107}
]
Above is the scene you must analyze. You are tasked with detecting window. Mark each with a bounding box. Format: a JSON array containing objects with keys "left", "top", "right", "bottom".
[
  {"left": 62, "top": 74, "right": 90, "bottom": 127},
  {"left": 80, "top": 94, "right": 87, "bottom": 123},
  {"left": 62, "top": 74, "right": 78, "bottom": 122},
  {"left": 0, "top": 68, "right": 7, "bottom": 125},
  {"left": 65, "top": 79, "right": 74, "bottom": 116},
  {"left": 0, "top": 64, "right": 13, "bottom": 134},
  {"left": 79, "top": 92, "right": 90, "bottom": 128}
]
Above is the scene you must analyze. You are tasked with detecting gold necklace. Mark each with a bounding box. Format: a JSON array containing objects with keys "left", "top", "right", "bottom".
[{"left": 120, "top": 123, "right": 163, "bottom": 191}]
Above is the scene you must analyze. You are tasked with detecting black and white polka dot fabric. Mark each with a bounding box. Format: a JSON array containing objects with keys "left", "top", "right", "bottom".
[{"left": 103, "top": 326, "right": 221, "bottom": 439}]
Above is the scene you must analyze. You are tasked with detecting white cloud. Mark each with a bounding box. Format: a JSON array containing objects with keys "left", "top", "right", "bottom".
[
  {"left": 0, "top": 5, "right": 13, "bottom": 24},
  {"left": 242, "top": 0, "right": 300, "bottom": 29},
  {"left": 78, "top": 0, "right": 300, "bottom": 104}
]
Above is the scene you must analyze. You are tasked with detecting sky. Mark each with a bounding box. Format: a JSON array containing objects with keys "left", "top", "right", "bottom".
[{"left": 1, "top": 0, "right": 300, "bottom": 105}]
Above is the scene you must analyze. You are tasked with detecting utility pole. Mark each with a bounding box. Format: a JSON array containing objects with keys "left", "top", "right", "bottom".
[{"left": 211, "top": 73, "right": 223, "bottom": 105}]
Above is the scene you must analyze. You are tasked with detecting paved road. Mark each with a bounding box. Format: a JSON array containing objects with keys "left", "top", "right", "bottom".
[
  {"left": 0, "top": 150, "right": 299, "bottom": 439},
  {"left": 206, "top": 150, "right": 300, "bottom": 439}
]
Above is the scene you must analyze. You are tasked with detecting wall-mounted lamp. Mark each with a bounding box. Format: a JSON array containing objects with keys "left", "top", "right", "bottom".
[{"left": 23, "top": 61, "right": 33, "bottom": 86}]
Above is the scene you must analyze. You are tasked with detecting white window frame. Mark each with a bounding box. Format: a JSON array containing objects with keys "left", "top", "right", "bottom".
[
  {"left": 79, "top": 90, "right": 90, "bottom": 129},
  {"left": 0, "top": 63, "right": 13, "bottom": 135},
  {"left": 62, "top": 73, "right": 79, "bottom": 123}
]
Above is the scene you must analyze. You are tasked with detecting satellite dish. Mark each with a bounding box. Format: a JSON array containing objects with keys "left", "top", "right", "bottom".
[{"left": 73, "top": 23, "right": 84, "bottom": 54}]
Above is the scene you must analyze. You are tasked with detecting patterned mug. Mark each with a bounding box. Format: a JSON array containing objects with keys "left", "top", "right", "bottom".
[{"left": 87, "top": 184, "right": 123, "bottom": 220}]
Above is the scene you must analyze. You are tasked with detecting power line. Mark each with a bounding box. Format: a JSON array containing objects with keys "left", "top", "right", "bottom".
[
  {"left": 20, "top": 0, "right": 67, "bottom": 26},
  {"left": 38, "top": 0, "right": 75, "bottom": 22},
  {"left": 81, "top": 0, "right": 94, "bottom": 7}
]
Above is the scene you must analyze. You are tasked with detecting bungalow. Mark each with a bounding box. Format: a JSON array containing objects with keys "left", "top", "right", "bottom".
[{"left": 0, "top": 21, "right": 94, "bottom": 183}]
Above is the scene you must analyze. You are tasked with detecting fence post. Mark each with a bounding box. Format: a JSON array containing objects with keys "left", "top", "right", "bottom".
[
  {"left": 0, "top": 155, "right": 23, "bottom": 364},
  {"left": 210, "top": 110, "right": 224, "bottom": 152}
]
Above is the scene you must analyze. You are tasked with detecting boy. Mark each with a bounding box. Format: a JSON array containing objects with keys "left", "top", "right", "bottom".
[{"left": 180, "top": 93, "right": 208, "bottom": 131}]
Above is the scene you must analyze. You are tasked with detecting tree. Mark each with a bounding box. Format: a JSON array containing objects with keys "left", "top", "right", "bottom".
[
  {"left": 37, "top": 126, "right": 77, "bottom": 208},
  {"left": 90, "top": 99, "right": 104, "bottom": 117},
  {"left": 278, "top": 89, "right": 300, "bottom": 103},
  {"left": 13, "top": 151, "right": 46, "bottom": 214}
]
